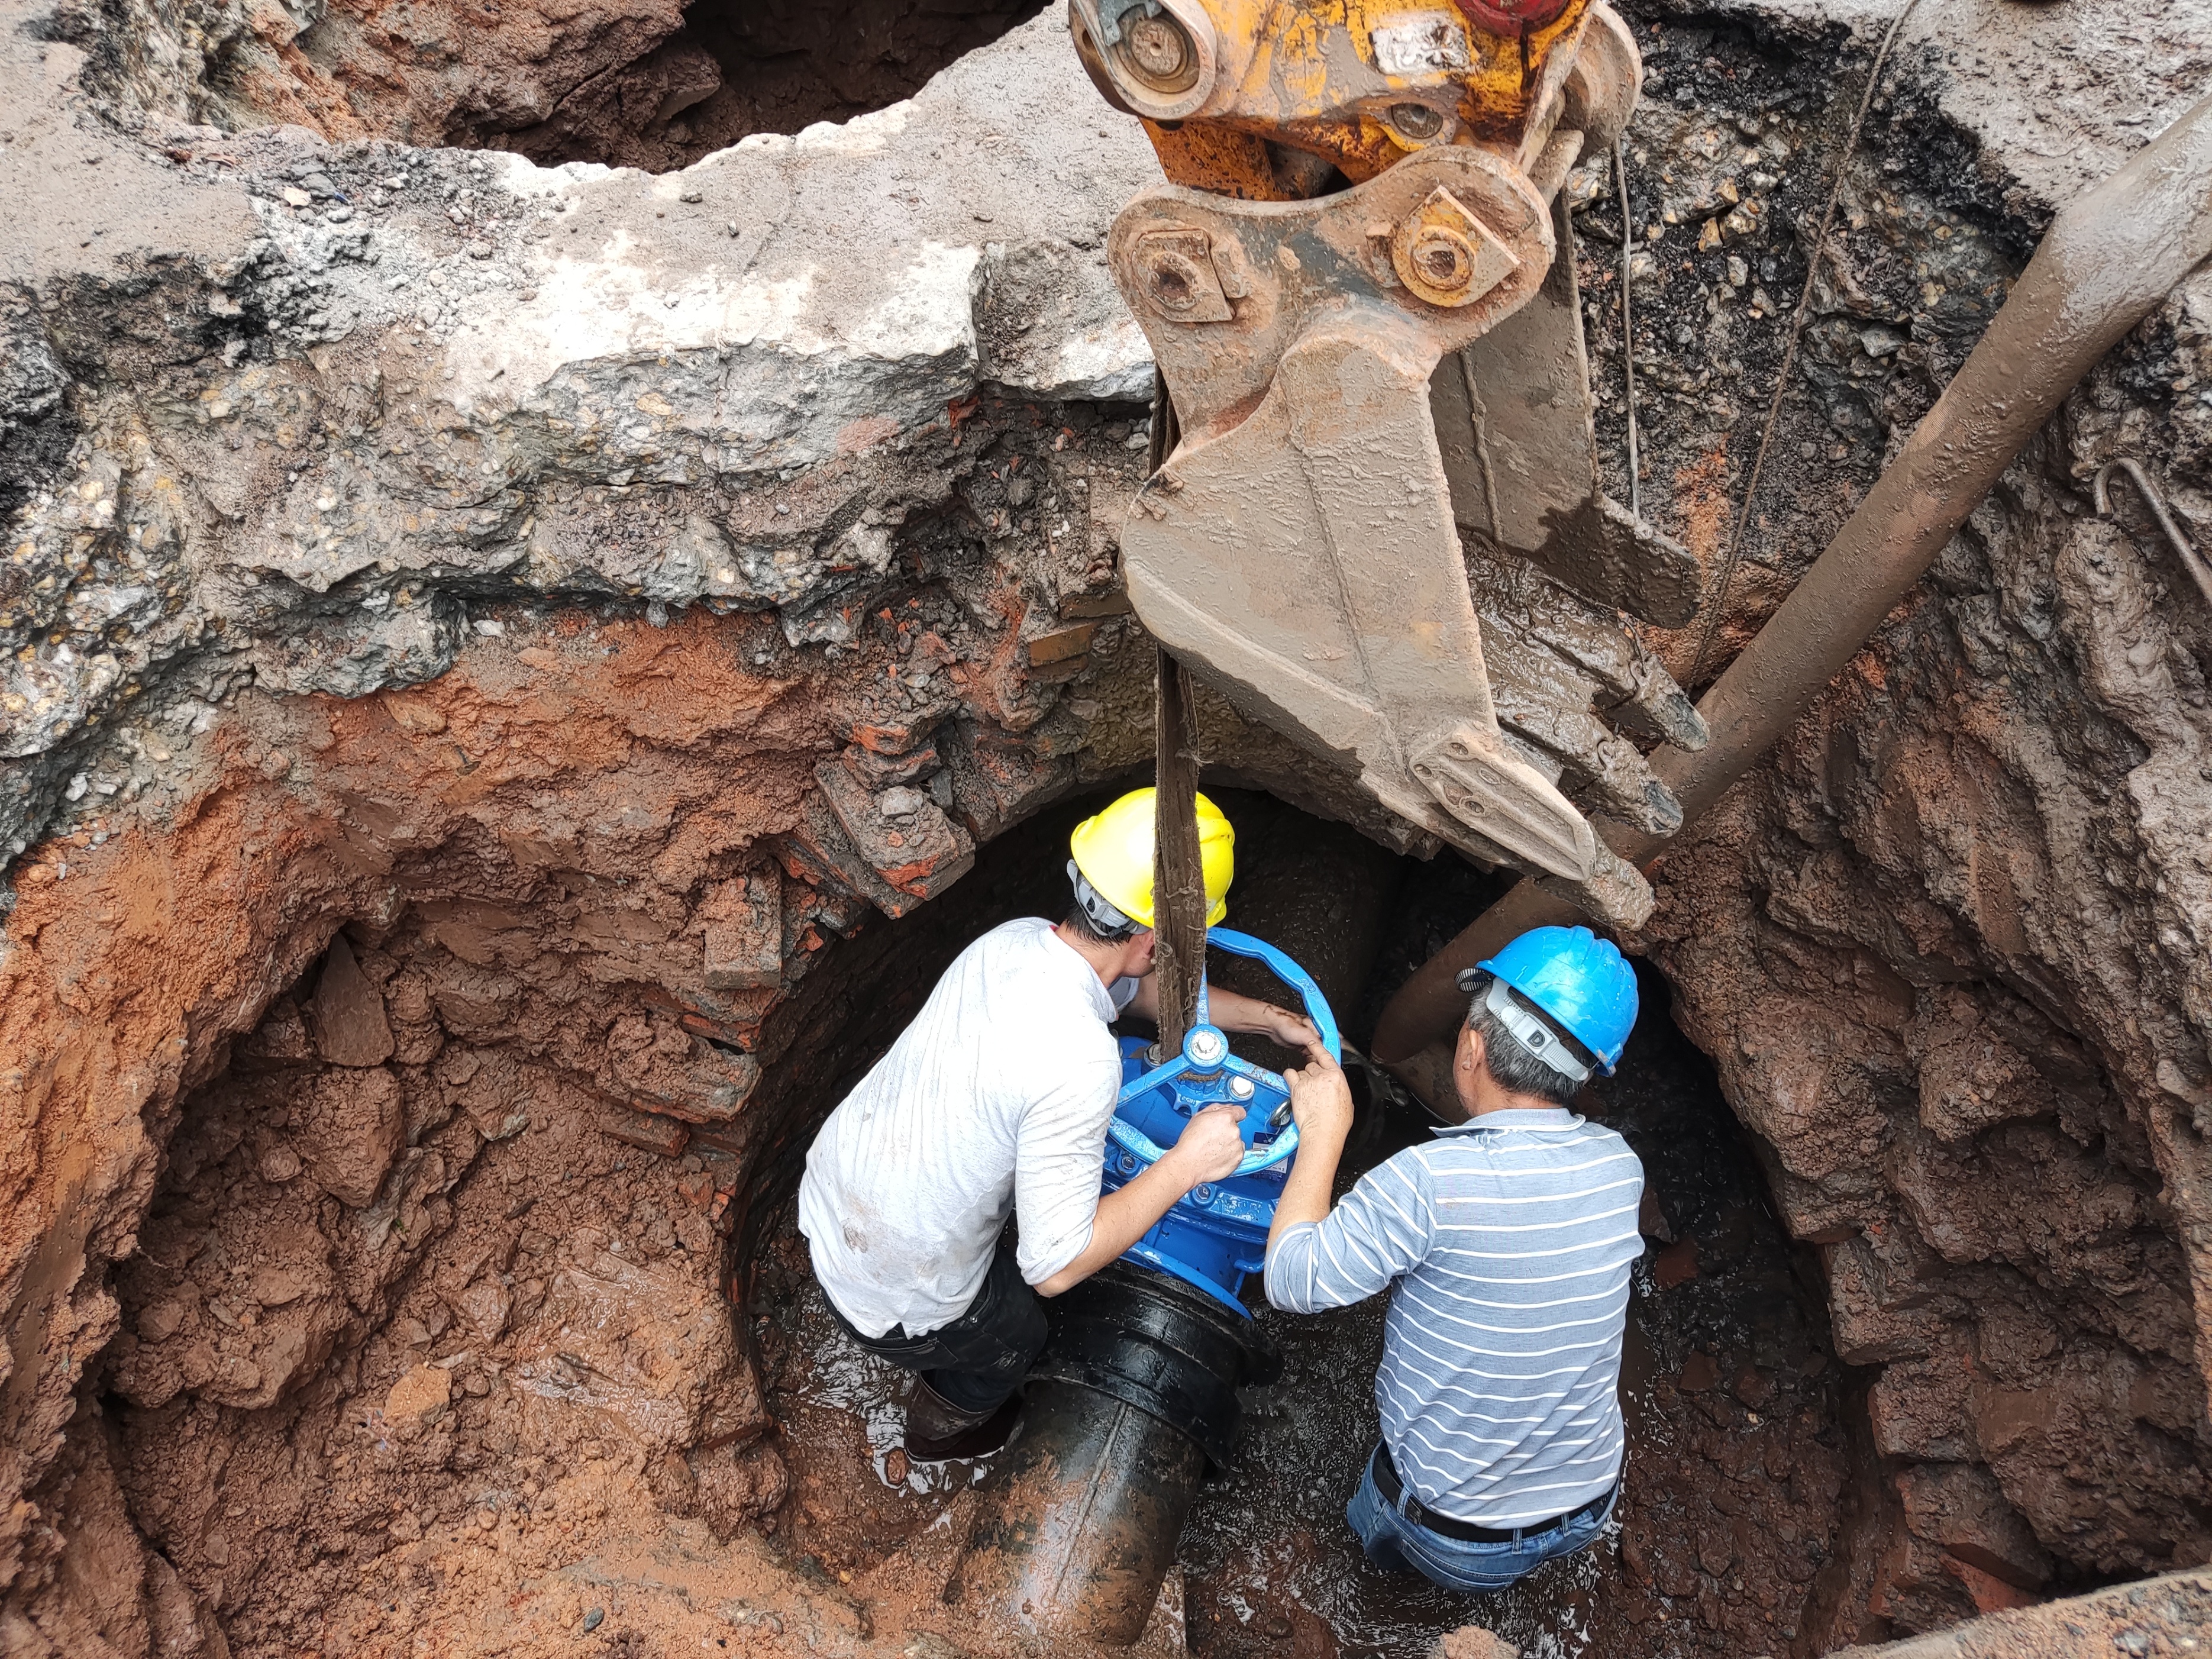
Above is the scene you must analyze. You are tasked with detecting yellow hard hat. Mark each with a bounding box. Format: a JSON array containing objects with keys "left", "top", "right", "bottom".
[{"left": 1068, "top": 787, "right": 1234, "bottom": 929}]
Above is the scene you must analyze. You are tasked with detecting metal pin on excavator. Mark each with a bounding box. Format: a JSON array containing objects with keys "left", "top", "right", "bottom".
[{"left": 1068, "top": 0, "right": 1706, "bottom": 927}]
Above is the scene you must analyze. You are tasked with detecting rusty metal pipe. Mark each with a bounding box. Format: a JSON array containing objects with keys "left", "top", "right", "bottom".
[{"left": 1372, "top": 91, "right": 2212, "bottom": 1080}]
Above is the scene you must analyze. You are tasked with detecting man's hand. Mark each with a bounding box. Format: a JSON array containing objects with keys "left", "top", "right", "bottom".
[
  {"left": 1284, "top": 1042, "right": 1354, "bottom": 1148},
  {"left": 1263, "top": 1042, "right": 1357, "bottom": 1261},
  {"left": 1039, "top": 1100, "right": 1247, "bottom": 1297},
  {"left": 1206, "top": 986, "right": 1319, "bottom": 1051},
  {"left": 1164, "top": 1102, "right": 1248, "bottom": 1186}
]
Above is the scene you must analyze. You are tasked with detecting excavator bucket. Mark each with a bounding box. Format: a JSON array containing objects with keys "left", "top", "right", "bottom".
[
  {"left": 1432, "top": 188, "right": 1704, "bottom": 630},
  {"left": 1075, "top": 0, "right": 1704, "bottom": 927}
]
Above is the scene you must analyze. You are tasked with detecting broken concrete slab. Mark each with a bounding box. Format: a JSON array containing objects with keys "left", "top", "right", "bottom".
[{"left": 0, "top": 9, "right": 1159, "bottom": 873}]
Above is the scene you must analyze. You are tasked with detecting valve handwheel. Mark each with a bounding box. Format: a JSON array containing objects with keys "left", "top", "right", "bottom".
[{"left": 1107, "top": 927, "right": 1341, "bottom": 1180}]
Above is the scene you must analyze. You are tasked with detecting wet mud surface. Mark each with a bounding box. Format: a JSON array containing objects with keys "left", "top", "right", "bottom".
[{"left": 752, "top": 1229, "right": 991, "bottom": 1584}]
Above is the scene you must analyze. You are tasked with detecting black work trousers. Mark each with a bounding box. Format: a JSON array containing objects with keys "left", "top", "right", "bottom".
[{"left": 826, "top": 1242, "right": 1049, "bottom": 1414}]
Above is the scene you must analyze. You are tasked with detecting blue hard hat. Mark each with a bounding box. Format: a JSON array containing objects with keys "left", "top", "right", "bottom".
[{"left": 1475, "top": 925, "right": 1638, "bottom": 1074}]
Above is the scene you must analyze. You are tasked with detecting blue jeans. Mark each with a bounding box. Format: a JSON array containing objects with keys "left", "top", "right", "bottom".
[{"left": 1345, "top": 1448, "right": 1616, "bottom": 1594}]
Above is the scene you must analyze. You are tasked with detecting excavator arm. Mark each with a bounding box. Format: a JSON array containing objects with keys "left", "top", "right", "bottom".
[{"left": 1070, "top": 0, "right": 1703, "bottom": 926}]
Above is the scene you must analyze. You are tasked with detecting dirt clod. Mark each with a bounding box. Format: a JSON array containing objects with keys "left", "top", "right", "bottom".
[{"left": 384, "top": 1365, "right": 451, "bottom": 1432}]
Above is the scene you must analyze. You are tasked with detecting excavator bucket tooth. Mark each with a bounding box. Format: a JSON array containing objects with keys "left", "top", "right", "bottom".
[{"left": 1429, "top": 189, "right": 1704, "bottom": 627}]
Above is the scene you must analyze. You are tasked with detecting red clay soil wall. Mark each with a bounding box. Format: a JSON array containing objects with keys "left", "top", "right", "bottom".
[{"left": 0, "top": 532, "right": 1377, "bottom": 1656}]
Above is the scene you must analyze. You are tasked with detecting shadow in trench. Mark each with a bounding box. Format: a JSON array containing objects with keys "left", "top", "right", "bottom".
[
  {"left": 738, "top": 786, "right": 1865, "bottom": 1658},
  {"left": 489, "top": 0, "right": 1052, "bottom": 173}
]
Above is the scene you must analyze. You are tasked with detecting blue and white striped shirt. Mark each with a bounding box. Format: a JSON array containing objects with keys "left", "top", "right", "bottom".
[{"left": 1265, "top": 1107, "right": 1643, "bottom": 1527}]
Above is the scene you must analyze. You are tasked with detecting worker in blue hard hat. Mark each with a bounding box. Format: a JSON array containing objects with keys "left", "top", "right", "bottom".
[
  {"left": 1262, "top": 925, "right": 1645, "bottom": 1593},
  {"left": 798, "top": 789, "right": 1320, "bottom": 1462}
]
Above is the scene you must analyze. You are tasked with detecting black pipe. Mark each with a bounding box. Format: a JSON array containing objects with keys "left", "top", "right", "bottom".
[{"left": 947, "top": 1264, "right": 1280, "bottom": 1644}]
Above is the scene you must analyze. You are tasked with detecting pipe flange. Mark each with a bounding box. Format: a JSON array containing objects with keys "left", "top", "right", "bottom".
[{"left": 1028, "top": 1263, "right": 1280, "bottom": 1468}]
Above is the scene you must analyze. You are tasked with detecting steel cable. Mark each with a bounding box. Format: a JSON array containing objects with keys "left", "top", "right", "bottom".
[{"left": 1686, "top": 0, "right": 1922, "bottom": 689}]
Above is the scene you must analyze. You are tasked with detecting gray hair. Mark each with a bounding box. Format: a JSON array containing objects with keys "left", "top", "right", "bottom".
[{"left": 1462, "top": 971, "right": 1587, "bottom": 1108}]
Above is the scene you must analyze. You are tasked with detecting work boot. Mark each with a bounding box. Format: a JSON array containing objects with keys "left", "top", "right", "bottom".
[{"left": 903, "top": 1379, "right": 1021, "bottom": 1462}]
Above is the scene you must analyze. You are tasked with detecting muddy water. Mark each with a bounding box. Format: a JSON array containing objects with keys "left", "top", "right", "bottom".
[{"left": 751, "top": 1235, "right": 989, "bottom": 1581}]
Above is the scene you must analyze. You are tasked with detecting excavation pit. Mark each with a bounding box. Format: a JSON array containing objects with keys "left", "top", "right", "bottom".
[
  {"left": 10, "top": 0, "right": 2212, "bottom": 1652},
  {"left": 127, "top": 0, "right": 1057, "bottom": 174},
  {"left": 99, "top": 785, "right": 1866, "bottom": 1658},
  {"left": 744, "top": 796, "right": 1864, "bottom": 1658}
]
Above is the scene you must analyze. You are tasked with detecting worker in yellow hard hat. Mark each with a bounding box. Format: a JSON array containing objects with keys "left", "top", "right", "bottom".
[
  {"left": 1064, "top": 784, "right": 1235, "bottom": 932},
  {"left": 799, "top": 786, "right": 1319, "bottom": 1461}
]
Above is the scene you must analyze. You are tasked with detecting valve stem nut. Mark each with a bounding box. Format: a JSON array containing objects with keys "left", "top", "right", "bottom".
[{"left": 1184, "top": 1026, "right": 1229, "bottom": 1069}]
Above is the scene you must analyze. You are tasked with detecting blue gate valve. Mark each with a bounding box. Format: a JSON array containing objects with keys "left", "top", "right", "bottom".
[{"left": 1099, "top": 927, "right": 1340, "bottom": 1316}]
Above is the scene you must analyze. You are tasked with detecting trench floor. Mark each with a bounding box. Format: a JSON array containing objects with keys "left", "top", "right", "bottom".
[{"left": 750, "top": 970, "right": 1860, "bottom": 1659}]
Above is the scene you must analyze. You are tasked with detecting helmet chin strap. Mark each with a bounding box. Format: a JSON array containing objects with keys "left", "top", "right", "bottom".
[
  {"left": 1068, "top": 860, "right": 1142, "bottom": 940},
  {"left": 1477, "top": 975, "right": 1592, "bottom": 1086}
]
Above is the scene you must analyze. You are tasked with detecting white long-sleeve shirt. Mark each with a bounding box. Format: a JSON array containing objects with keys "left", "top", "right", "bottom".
[
  {"left": 1266, "top": 1108, "right": 1643, "bottom": 1527},
  {"left": 797, "top": 918, "right": 1138, "bottom": 1338}
]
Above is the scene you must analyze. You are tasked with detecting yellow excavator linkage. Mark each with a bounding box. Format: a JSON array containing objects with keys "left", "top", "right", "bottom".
[{"left": 1070, "top": 0, "right": 1706, "bottom": 927}]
